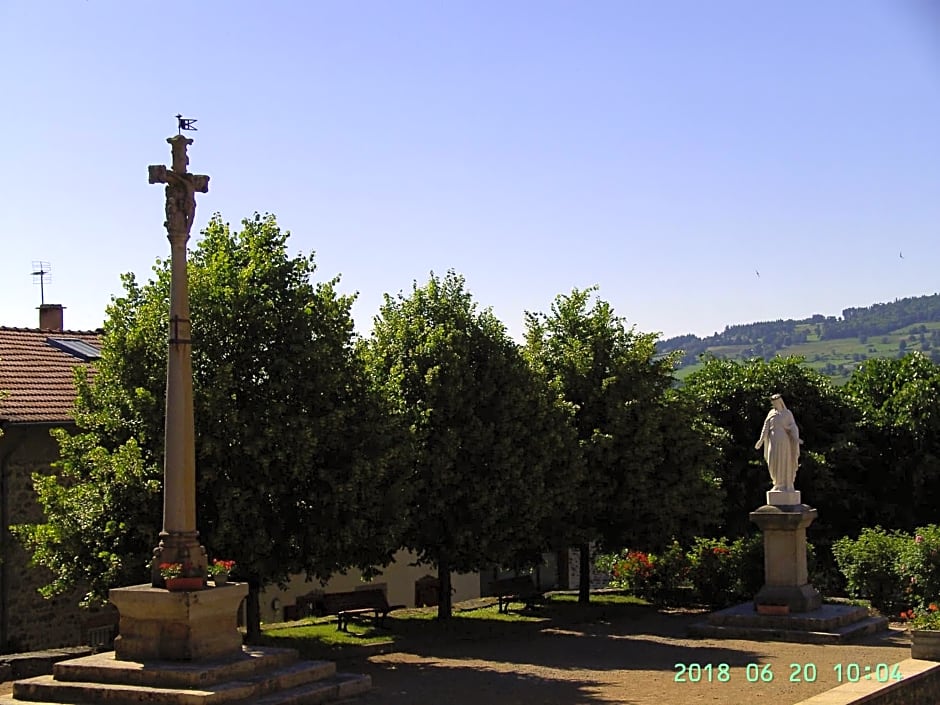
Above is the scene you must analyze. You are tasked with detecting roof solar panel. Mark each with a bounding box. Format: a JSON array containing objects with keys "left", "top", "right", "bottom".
[{"left": 46, "top": 337, "right": 102, "bottom": 361}]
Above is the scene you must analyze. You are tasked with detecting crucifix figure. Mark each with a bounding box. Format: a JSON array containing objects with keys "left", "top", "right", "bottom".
[
  {"left": 149, "top": 135, "right": 210, "bottom": 236},
  {"left": 147, "top": 132, "right": 210, "bottom": 586}
]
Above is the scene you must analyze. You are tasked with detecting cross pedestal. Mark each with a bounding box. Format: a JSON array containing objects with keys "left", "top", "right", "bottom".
[
  {"left": 749, "top": 503, "right": 821, "bottom": 612},
  {"left": 110, "top": 583, "right": 247, "bottom": 661}
]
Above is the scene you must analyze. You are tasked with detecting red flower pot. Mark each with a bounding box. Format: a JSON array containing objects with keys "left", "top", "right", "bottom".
[{"left": 164, "top": 577, "right": 205, "bottom": 591}]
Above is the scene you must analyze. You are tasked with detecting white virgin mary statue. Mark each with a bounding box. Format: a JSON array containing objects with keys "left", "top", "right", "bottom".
[{"left": 754, "top": 394, "right": 803, "bottom": 492}]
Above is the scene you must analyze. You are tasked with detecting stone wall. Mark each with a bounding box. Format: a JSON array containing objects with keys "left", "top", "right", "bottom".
[
  {"left": 795, "top": 658, "right": 940, "bottom": 704},
  {"left": 0, "top": 425, "right": 92, "bottom": 652}
]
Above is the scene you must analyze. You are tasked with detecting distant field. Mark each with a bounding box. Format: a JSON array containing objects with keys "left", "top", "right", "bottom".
[{"left": 671, "top": 322, "right": 940, "bottom": 385}]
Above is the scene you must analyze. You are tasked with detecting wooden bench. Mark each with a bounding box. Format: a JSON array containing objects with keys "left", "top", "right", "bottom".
[
  {"left": 321, "top": 589, "right": 405, "bottom": 631},
  {"left": 491, "top": 576, "right": 542, "bottom": 613}
]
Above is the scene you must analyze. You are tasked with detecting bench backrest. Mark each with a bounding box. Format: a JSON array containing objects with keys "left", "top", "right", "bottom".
[
  {"left": 491, "top": 575, "right": 536, "bottom": 596},
  {"left": 321, "top": 588, "right": 388, "bottom": 613}
]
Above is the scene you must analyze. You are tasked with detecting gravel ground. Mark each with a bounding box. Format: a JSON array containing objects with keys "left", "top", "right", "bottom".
[
  {"left": 0, "top": 610, "right": 914, "bottom": 705},
  {"left": 347, "top": 610, "right": 912, "bottom": 705}
]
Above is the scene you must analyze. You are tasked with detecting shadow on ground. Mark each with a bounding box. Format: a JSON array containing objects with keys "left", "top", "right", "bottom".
[
  {"left": 259, "top": 599, "right": 914, "bottom": 705},
  {"left": 263, "top": 599, "right": 910, "bottom": 673},
  {"left": 352, "top": 658, "right": 624, "bottom": 705},
  {"left": 386, "top": 610, "right": 771, "bottom": 673}
]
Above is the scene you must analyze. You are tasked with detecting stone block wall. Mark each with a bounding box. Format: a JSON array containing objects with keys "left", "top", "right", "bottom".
[
  {"left": 565, "top": 545, "right": 612, "bottom": 591},
  {"left": 0, "top": 425, "right": 90, "bottom": 652},
  {"left": 794, "top": 659, "right": 940, "bottom": 705}
]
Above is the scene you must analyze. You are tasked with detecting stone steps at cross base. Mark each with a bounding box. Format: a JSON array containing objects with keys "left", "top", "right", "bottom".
[
  {"left": 688, "top": 615, "right": 890, "bottom": 644},
  {"left": 0, "top": 664, "right": 371, "bottom": 705},
  {"left": 250, "top": 674, "right": 372, "bottom": 705},
  {"left": 51, "top": 648, "right": 306, "bottom": 689}
]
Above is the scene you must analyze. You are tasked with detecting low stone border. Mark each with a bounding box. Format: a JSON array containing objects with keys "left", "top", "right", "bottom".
[
  {"left": 0, "top": 647, "right": 94, "bottom": 681},
  {"left": 794, "top": 658, "right": 940, "bottom": 705}
]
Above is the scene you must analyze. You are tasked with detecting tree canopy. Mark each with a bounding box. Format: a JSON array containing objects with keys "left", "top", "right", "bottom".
[
  {"left": 363, "top": 271, "right": 579, "bottom": 618},
  {"left": 525, "top": 287, "right": 722, "bottom": 601},
  {"left": 842, "top": 352, "right": 940, "bottom": 530},
  {"left": 15, "top": 214, "right": 940, "bottom": 623},
  {"left": 679, "top": 356, "right": 857, "bottom": 534},
  {"left": 14, "top": 213, "right": 410, "bottom": 639}
]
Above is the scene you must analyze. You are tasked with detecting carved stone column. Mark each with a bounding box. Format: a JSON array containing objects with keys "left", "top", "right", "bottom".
[{"left": 750, "top": 504, "right": 821, "bottom": 612}]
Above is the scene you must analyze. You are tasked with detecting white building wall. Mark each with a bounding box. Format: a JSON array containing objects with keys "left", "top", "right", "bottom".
[
  {"left": 257, "top": 548, "right": 481, "bottom": 624},
  {"left": 565, "top": 545, "right": 611, "bottom": 591}
]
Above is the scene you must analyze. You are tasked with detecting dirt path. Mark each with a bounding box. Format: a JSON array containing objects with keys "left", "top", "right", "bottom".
[
  {"left": 348, "top": 611, "right": 912, "bottom": 705},
  {"left": 0, "top": 612, "right": 913, "bottom": 704}
]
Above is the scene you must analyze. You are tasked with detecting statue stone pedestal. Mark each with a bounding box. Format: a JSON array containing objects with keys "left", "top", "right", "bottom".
[
  {"left": 749, "top": 503, "right": 821, "bottom": 612},
  {"left": 110, "top": 583, "right": 247, "bottom": 661},
  {"left": 767, "top": 488, "right": 800, "bottom": 506}
]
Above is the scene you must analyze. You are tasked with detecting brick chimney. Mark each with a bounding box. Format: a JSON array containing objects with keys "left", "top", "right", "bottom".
[{"left": 38, "top": 303, "right": 65, "bottom": 331}]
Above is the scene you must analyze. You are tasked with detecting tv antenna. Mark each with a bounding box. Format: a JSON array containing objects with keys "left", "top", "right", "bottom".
[{"left": 31, "top": 261, "right": 51, "bottom": 304}]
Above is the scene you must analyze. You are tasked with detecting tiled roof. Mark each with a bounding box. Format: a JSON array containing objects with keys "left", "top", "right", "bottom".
[{"left": 0, "top": 327, "right": 103, "bottom": 424}]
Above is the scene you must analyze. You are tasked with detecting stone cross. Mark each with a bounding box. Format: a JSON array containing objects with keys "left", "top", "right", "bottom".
[
  {"left": 147, "top": 135, "right": 210, "bottom": 586},
  {"left": 106, "top": 132, "right": 243, "bottom": 663}
]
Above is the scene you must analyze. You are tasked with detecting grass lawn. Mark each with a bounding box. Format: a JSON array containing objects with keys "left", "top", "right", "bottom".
[{"left": 256, "top": 592, "right": 653, "bottom": 660}]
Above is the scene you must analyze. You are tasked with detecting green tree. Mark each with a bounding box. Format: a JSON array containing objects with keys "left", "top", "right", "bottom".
[
  {"left": 679, "top": 356, "right": 863, "bottom": 569},
  {"left": 843, "top": 352, "right": 940, "bottom": 530},
  {"left": 14, "top": 214, "right": 410, "bottom": 640},
  {"left": 363, "top": 271, "right": 578, "bottom": 619},
  {"left": 525, "top": 288, "right": 722, "bottom": 603}
]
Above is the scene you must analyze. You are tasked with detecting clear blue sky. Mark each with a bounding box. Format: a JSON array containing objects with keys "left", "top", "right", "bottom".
[{"left": 1, "top": 1, "right": 938, "bottom": 341}]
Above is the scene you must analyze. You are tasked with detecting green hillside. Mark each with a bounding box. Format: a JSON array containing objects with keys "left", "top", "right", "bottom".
[{"left": 660, "top": 293, "right": 940, "bottom": 384}]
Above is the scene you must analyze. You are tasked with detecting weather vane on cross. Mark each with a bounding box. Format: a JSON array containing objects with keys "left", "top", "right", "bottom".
[{"left": 176, "top": 114, "right": 198, "bottom": 135}]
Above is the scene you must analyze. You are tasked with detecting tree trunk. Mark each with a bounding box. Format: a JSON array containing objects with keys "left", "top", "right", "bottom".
[
  {"left": 578, "top": 542, "right": 591, "bottom": 604},
  {"left": 245, "top": 576, "right": 262, "bottom": 643},
  {"left": 437, "top": 560, "right": 453, "bottom": 620}
]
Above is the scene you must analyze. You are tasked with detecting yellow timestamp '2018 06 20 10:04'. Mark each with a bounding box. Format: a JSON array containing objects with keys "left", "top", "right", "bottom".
[{"left": 674, "top": 662, "right": 904, "bottom": 683}]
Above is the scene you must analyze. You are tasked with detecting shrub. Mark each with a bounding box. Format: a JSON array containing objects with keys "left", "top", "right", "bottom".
[
  {"left": 687, "top": 534, "right": 764, "bottom": 606},
  {"left": 688, "top": 537, "right": 736, "bottom": 605},
  {"left": 832, "top": 526, "right": 907, "bottom": 614},
  {"left": 733, "top": 533, "right": 765, "bottom": 598},
  {"left": 603, "top": 550, "right": 655, "bottom": 593},
  {"left": 901, "top": 603, "right": 940, "bottom": 630},
  {"left": 649, "top": 540, "right": 691, "bottom": 594},
  {"left": 896, "top": 525, "right": 940, "bottom": 610},
  {"left": 807, "top": 539, "right": 845, "bottom": 597},
  {"left": 600, "top": 535, "right": 762, "bottom": 607},
  {"left": 597, "top": 542, "right": 692, "bottom": 601}
]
